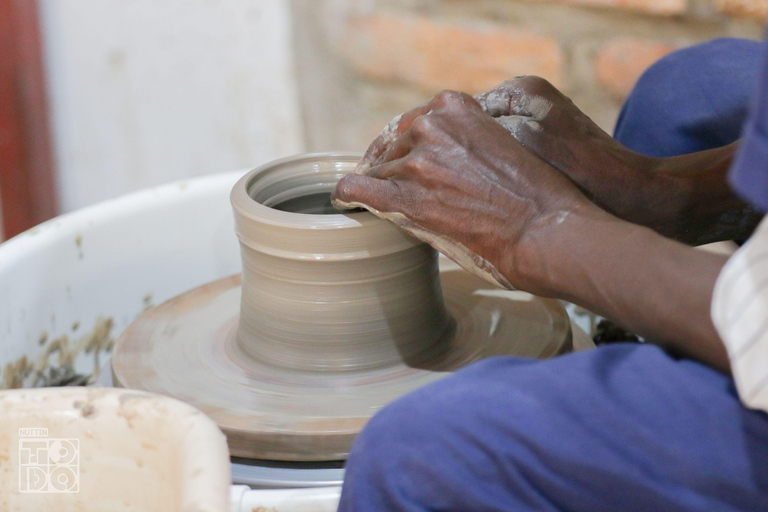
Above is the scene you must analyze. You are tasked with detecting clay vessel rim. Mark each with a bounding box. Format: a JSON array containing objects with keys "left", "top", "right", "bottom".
[
  {"left": 230, "top": 152, "right": 423, "bottom": 260},
  {"left": 230, "top": 152, "right": 376, "bottom": 230}
]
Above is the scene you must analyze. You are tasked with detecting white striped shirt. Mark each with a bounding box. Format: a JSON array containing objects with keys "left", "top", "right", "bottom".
[{"left": 712, "top": 216, "right": 768, "bottom": 411}]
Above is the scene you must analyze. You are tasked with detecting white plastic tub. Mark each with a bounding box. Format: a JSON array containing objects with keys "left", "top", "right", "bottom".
[
  {"left": 0, "top": 168, "right": 592, "bottom": 511},
  {"left": 0, "top": 170, "right": 341, "bottom": 510},
  {"left": 0, "top": 387, "right": 230, "bottom": 511},
  {"left": 0, "top": 171, "right": 243, "bottom": 388}
]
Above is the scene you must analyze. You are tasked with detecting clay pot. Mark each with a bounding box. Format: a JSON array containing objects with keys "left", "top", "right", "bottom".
[
  {"left": 230, "top": 153, "right": 454, "bottom": 373},
  {"left": 112, "top": 153, "right": 572, "bottom": 461}
]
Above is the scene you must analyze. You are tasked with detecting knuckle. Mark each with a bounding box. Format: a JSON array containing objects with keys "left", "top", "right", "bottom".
[
  {"left": 511, "top": 75, "right": 537, "bottom": 88},
  {"left": 409, "top": 114, "right": 437, "bottom": 137},
  {"left": 404, "top": 153, "right": 428, "bottom": 176},
  {"left": 514, "top": 75, "right": 554, "bottom": 96},
  {"left": 434, "top": 89, "right": 465, "bottom": 107},
  {"left": 501, "top": 77, "right": 525, "bottom": 90}
]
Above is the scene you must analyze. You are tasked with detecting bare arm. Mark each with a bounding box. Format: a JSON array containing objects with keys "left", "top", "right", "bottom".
[
  {"left": 523, "top": 204, "right": 730, "bottom": 372},
  {"left": 652, "top": 146, "right": 759, "bottom": 244}
]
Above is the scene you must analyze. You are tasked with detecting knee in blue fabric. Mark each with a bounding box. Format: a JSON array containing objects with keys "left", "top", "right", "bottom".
[
  {"left": 338, "top": 376, "right": 447, "bottom": 511},
  {"left": 614, "top": 38, "right": 762, "bottom": 156},
  {"left": 339, "top": 368, "right": 474, "bottom": 511},
  {"left": 339, "top": 347, "right": 768, "bottom": 512},
  {"left": 338, "top": 357, "right": 560, "bottom": 511}
]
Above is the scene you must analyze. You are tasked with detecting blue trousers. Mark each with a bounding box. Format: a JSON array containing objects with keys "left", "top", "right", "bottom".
[{"left": 338, "top": 39, "right": 768, "bottom": 511}]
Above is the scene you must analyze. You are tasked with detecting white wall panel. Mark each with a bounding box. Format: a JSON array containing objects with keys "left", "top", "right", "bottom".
[{"left": 40, "top": 0, "right": 304, "bottom": 211}]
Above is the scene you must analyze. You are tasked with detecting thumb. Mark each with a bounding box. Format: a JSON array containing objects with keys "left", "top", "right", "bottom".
[{"left": 331, "top": 173, "right": 401, "bottom": 213}]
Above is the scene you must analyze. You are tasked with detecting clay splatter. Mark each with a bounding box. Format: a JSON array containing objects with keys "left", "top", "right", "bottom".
[
  {"left": 143, "top": 294, "right": 154, "bottom": 312},
  {"left": 75, "top": 235, "right": 84, "bottom": 260},
  {"left": 73, "top": 400, "right": 96, "bottom": 417},
  {"left": 1, "top": 316, "right": 115, "bottom": 390},
  {"left": 2, "top": 356, "right": 34, "bottom": 389}
]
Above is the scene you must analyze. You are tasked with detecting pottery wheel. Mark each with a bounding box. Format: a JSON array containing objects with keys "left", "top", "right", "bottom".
[{"left": 113, "top": 258, "right": 571, "bottom": 462}]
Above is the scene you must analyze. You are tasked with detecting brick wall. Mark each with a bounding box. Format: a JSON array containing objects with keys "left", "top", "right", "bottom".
[{"left": 290, "top": 0, "right": 766, "bottom": 152}]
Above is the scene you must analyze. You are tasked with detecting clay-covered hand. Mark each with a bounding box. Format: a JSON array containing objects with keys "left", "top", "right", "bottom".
[
  {"left": 474, "top": 77, "right": 667, "bottom": 228},
  {"left": 331, "top": 90, "right": 599, "bottom": 294},
  {"left": 473, "top": 76, "right": 756, "bottom": 245},
  {"left": 334, "top": 86, "right": 733, "bottom": 373}
]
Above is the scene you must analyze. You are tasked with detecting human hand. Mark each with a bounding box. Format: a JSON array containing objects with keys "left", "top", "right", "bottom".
[
  {"left": 473, "top": 76, "right": 756, "bottom": 245},
  {"left": 332, "top": 90, "right": 600, "bottom": 295},
  {"left": 474, "top": 76, "right": 663, "bottom": 227},
  {"left": 334, "top": 87, "right": 733, "bottom": 373}
]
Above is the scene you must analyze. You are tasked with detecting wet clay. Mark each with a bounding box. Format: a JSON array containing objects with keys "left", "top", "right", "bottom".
[
  {"left": 330, "top": 199, "right": 514, "bottom": 290},
  {"left": 231, "top": 154, "right": 454, "bottom": 372},
  {"left": 112, "top": 153, "right": 571, "bottom": 461}
]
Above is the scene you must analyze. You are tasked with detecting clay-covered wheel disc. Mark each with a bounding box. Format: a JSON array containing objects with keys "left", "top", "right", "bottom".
[{"left": 112, "top": 261, "right": 571, "bottom": 461}]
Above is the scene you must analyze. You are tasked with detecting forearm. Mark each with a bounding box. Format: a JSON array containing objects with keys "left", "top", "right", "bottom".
[
  {"left": 526, "top": 206, "right": 731, "bottom": 372},
  {"left": 644, "top": 143, "right": 760, "bottom": 245}
]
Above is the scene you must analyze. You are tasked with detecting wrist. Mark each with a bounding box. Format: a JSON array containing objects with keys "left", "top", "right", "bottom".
[
  {"left": 508, "top": 201, "right": 631, "bottom": 298},
  {"left": 577, "top": 149, "right": 669, "bottom": 231},
  {"left": 650, "top": 144, "right": 756, "bottom": 244}
]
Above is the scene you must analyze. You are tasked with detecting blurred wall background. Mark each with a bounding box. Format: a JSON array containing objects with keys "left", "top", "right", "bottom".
[
  {"left": 291, "top": 0, "right": 766, "bottom": 151},
  {"left": 39, "top": 0, "right": 304, "bottom": 213},
  {"left": 1, "top": 0, "right": 766, "bottom": 238}
]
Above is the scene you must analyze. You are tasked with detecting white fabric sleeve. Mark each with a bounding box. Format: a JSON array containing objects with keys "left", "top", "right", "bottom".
[{"left": 712, "top": 216, "right": 768, "bottom": 412}]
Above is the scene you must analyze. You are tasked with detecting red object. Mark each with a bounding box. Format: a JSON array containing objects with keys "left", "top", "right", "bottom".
[{"left": 0, "top": 0, "right": 57, "bottom": 239}]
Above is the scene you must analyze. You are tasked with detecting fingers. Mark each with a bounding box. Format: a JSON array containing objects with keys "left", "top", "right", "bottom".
[
  {"left": 492, "top": 114, "right": 551, "bottom": 157},
  {"left": 493, "top": 115, "right": 536, "bottom": 136},
  {"left": 332, "top": 173, "right": 415, "bottom": 215},
  {"left": 358, "top": 90, "right": 484, "bottom": 173},
  {"left": 474, "top": 76, "right": 557, "bottom": 121},
  {"left": 362, "top": 159, "right": 409, "bottom": 181},
  {"left": 356, "top": 101, "right": 433, "bottom": 173},
  {"left": 374, "top": 125, "right": 417, "bottom": 169},
  {"left": 432, "top": 89, "right": 485, "bottom": 116},
  {"left": 495, "top": 113, "right": 568, "bottom": 171},
  {"left": 338, "top": 89, "right": 488, "bottom": 213}
]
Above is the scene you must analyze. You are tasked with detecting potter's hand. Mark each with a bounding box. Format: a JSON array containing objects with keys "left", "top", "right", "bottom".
[
  {"left": 474, "top": 76, "right": 653, "bottom": 220},
  {"left": 333, "top": 88, "right": 732, "bottom": 373},
  {"left": 474, "top": 76, "right": 759, "bottom": 245},
  {"left": 331, "top": 90, "right": 596, "bottom": 294}
]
